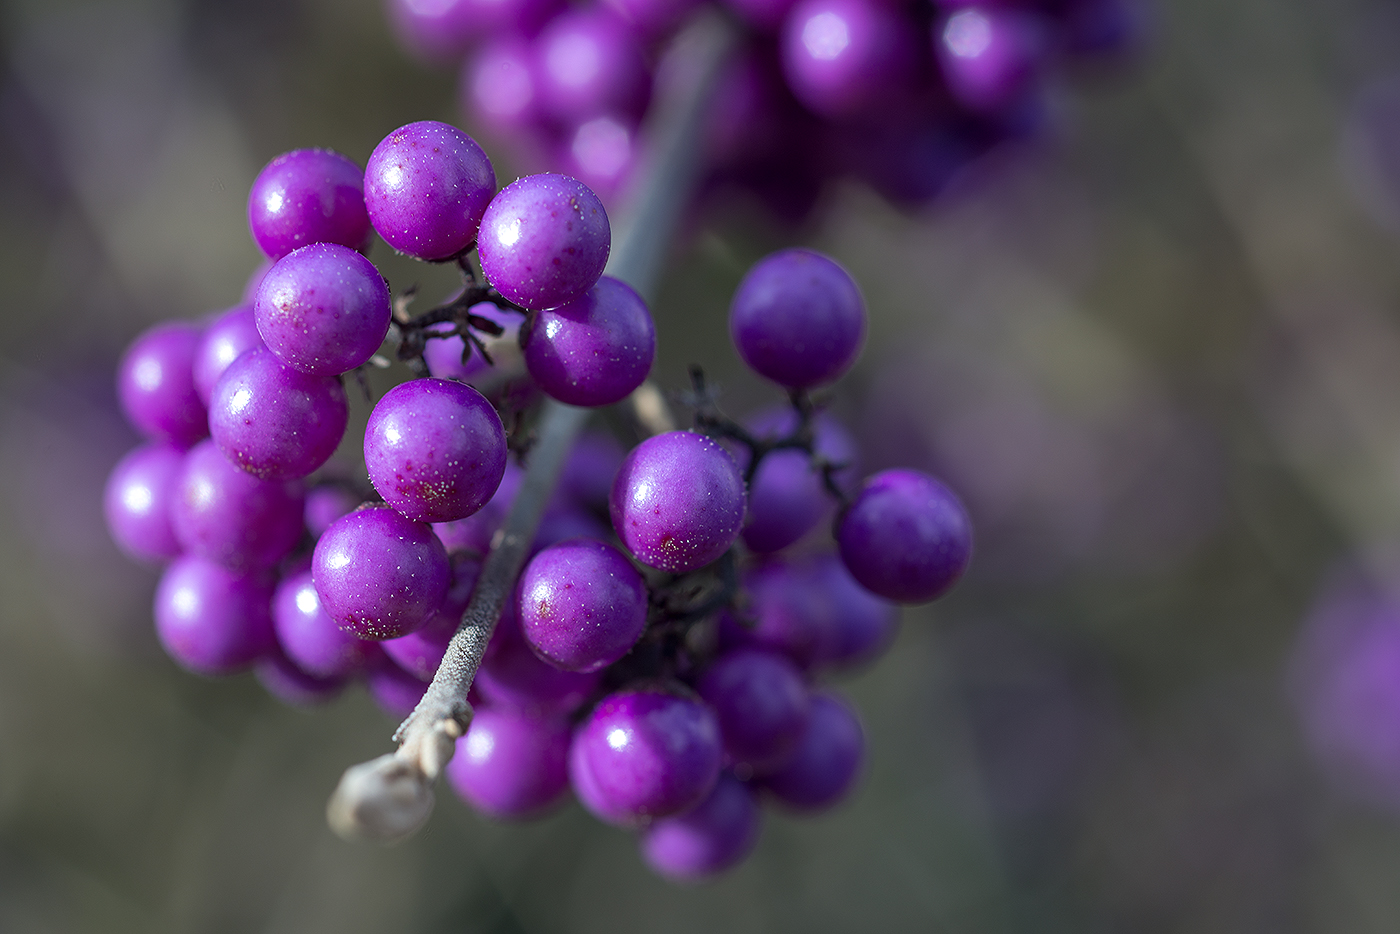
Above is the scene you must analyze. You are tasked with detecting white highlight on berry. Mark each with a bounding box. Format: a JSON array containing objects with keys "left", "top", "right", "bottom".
[
  {"left": 465, "top": 730, "right": 494, "bottom": 761},
  {"left": 607, "top": 727, "right": 629, "bottom": 750},
  {"left": 295, "top": 586, "right": 318, "bottom": 615},
  {"left": 229, "top": 387, "right": 253, "bottom": 415},
  {"left": 134, "top": 358, "right": 163, "bottom": 392},
  {"left": 172, "top": 585, "right": 198, "bottom": 616},
  {"left": 123, "top": 483, "right": 154, "bottom": 514},
  {"left": 803, "top": 12, "right": 850, "bottom": 61},
  {"left": 944, "top": 9, "right": 992, "bottom": 59},
  {"left": 264, "top": 191, "right": 285, "bottom": 214},
  {"left": 572, "top": 118, "right": 631, "bottom": 179},
  {"left": 496, "top": 217, "right": 522, "bottom": 248}
]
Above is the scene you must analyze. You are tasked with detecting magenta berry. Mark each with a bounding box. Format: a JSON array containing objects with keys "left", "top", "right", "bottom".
[
  {"left": 520, "top": 275, "right": 654, "bottom": 407},
  {"left": 246, "top": 148, "right": 372, "bottom": 260},
  {"left": 517, "top": 538, "right": 648, "bottom": 672},
  {"left": 154, "top": 557, "right": 276, "bottom": 676},
  {"left": 117, "top": 321, "right": 208, "bottom": 449}
]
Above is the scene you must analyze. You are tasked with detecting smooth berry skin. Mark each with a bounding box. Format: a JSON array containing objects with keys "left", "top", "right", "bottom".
[
  {"left": 273, "top": 567, "right": 381, "bottom": 680},
  {"left": 246, "top": 149, "right": 372, "bottom": 261},
  {"left": 383, "top": 554, "right": 480, "bottom": 680},
  {"left": 192, "top": 305, "right": 263, "bottom": 406},
  {"left": 255, "top": 650, "right": 345, "bottom": 706},
  {"left": 808, "top": 554, "right": 898, "bottom": 671},
  {"left": 837, "top": 469, "right": 972, "bottom": 604},
  {"left": 208, "top": 347, "right": 349, "bottom": 482},
  {"left": 364, "top": 378, "right": 508, "bottom": 524},
  {"left": 312, "top": 504, "right": 451, "bottom": 640},
  {"left": 936, "top": 7, "right": 1042, "bottom": 113},
  {"left": 465, "top": 37, "right": 543, "bottom": 136},
  {"left": 477, "top": 604, "right": 602, "bottom": 714},
  {"left": 733, "top": 560, "right": 835, "bottom": 669},
  {"left": 517, "top": 538, "right": 648, "bottom": 673},
  {"left": 433, "top": 459, "right": 523, "bottom": 555},
  {"left": 780, "top": 0, "right": 915, "bottom": 118},
  {"left": 760, "top": 691, "right": 864, "bottom": 812},
  {"left": 535, "top": 9, "right": 650, "bottom": 125},
  {"left": 610, "top": 431, "right": 746, "bottom": 573},
  {"left": 154, "top": 557, "right": 276, "bottom": 676},
  {"left": 730, "top": 249, "right": 866, "bottom": 389},
  {"left": 572, "top": 685, "right": 723, "bottom": 824},
  {"left": 521, "top": 276, "right": 654, "bottom": 407},
  {"left": 304, "top": 485, "right": 360, "bottom": 538},
  {"left": 364, "top": 121, "right": 497, "bottom": 261},
  {"left": 367, "top": 661, "right": 430, "bottom": 719},
  {"left": 170, "top": 440, "right": 304, "bottom": 570},
  {"left": 699, "top": 649, "right": 811, "bottom": 774},
  {"left": 445, "top": 709, "right": 571, "bottom": 819},
  {"left": 254, "top": 243, "right": 391, "bottom": 376},
  {"left": 117, "top": 321, "right": 208, "bottom": 449},
  {"left": 640, "top": 774, "right": 762, "bottom": 881},
  {"left": 478, "top": 174, "right": 611, "bottom": 311},
  {"left": 104, "top": 443, "right": 184, "bottom": 562}
]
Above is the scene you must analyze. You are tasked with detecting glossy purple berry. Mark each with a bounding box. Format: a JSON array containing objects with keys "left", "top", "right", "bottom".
[
  {"left": 520, "top": 275, "right": 654, "bottom": 407},
  {"left": 208, "top": 346, "right": 349, "bottom": 481},
  {"left": 610, "top": 431, "right": 745, "bottom": 573},
  {"left": 736, "top": 409, "right": 858, "bottom": 553},
  {"left": 383, "top": 554, "right": 480, "bottom": 680},
  {"left": 104, "top": 443, "right": 184, "bottom": 562},
  {"left": 273, "top": 567, "right": 381, "bottom": 680},
  {"left": 254, "top": 243, "right": 391, "bottom": 375},
  {"left": 730, "top": 249, "right": 865, "bottom": 389},
  {"left": 535, "top": 9, "right": 650, "bottom": 124},
  {"left": 517, "top": 538, "right": 648, "bottom": 673},
  {"left": 364, "top": 378, "right": 508, "bottom": 524},
  {"left": 780, "top": 0, "right": 915, "bottom": 118},
  {"left": 478, "top": 173, "right": 611, "bottom": 311},
  {"left": 563, "top": 116, "right": 638, "bottom": 202},
  {"left": 445, "top": 709, "right": 571, "bottom": 819},
  {"left": 837, "top": 469, "right": 972, "bottom": 604},
  {"left": 154, "top": 557, "right": 276, "bottom": 675},
  {"left": 760, "top": 691, "right": 863, "bottom": 811},
  {"left": 640, "top": 774, "right": 762, "bottom": 880},
  {"left": 736, "top": 559, "right": 836, "bottom": 668},
  {"left": 433, "top": 459, "right": 523, "bottom": 556},
  {"left": 699, "top": 649, "right": 811, "bottom": 774},
  {"left": 304, "top": 485, "right": 360, "bottom": 538},
  {"left": 477, "top": 604, "right": 602, "bottom": 714},
  {"left": 117, "top": 321, "right": 208, "bottom": 449},
  {"left": 170, "top": 440, "right": 304, "bottom": 569},
  {"left": 312, "top": 504, "right": 451, "bottom": 639},
  {"left": 364, "top": 121, "right": 497, "bottom": 261},
  {"left": 807, "top": 553, "right": 898, "bottom": 671},
  {"left": 192, "top": 305, "right": 263, "bottom": 406},
  {"left": 571, "top": 684, "right": 723, "bottom": 824},
  {"left": 246, "top": 148, "right": 372, "bottom": 260},
  {"left": 559, "top": 430, "right": 625, "bottom": 512},
  {"left": 936, "top": 7, "right": 1043, "bottom": 113}
]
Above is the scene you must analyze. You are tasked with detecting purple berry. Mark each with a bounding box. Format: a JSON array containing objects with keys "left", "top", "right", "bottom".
[
  {"left": 640, "top": 774, "right": 762, "bottom": 880},
  {"left": 433, "top": 459, "right": 523, "bottom": 555},
  {"left": 445, "top": 709, "right": 571, "bottom": 819},
  {"left": 936, "top": 7, "right": 1043, "bottom": 113},
  {"left": 729, "top": 248, "right": 866, "bottom": 388},
  {"left": 520, "top": 275, "right": 655, "bottom": 407},
  {"left": 559, "top": 430, "right": 625, "bottom": 512},
  {"left": 154, "top": 557, "right": 276, "bottom": 675},
  {"left": 386, "top": 0, "right": 480, "bottom": 61},
  {"left": 807, "top": 553, "right": 898, "bottom": 671},
  {"left": 610, "top": 431, "right": 745, "bottom": 573},
  {"left": 312, "top": 504, "right": 450, "bottom": 639},
  {"left": 477, "top": 604, "right": 602, "bottom": 714},
  {"left": 364, "top": 378, "right": 508, "bottom": 524},
  {"left": 170, "top": 440, "right": 304, "bottom": 570},
  {"left": 535, "top": 9, "right": 650, "bottom": 125},
  {"left": 104, "top": 442, "right": 184, "bottom": 562},
  {"left": 254, "top": 243, "right": 391, "bottom": 375},
  {"left": 364, "top": 121, "right": 497, "bottom": 261},
  {"left": 563, "top": 116, "right": 638, "bottom": 202},
  {"left": 117, "top": 321, "right": 208, "bottom": 449},
  {"left": 517, "top": 538, "right": 648, "bottom": 673},
  {"left": 465, "top": 37, "right": 542, "bottom": 137},
  {"left": 760, "top": 691, "right": 863, "bottom": 811},
  {"left": 478, "top": 173, "right": 611, "bottom": 311},
  {"left": 367, "top": 661, "right": 430, "bottom": 719},
  {"left": 192, "top": 305, "right": 263, "bottom": 406},
  {"left": 246, "top": 148, "right": 372, "bottom": 260},
  {"left": 422, "top": 303, "right": 522, "bottom": 382},
  {"left": 734, "top": 559, "right": 836, "bottom": 668},
  {"left": 780, "top": 0, "right": 915, "bottom": 117},
  {"left": 382, "top": 554, "right": 481, "bottom": 680},
  {"left": 571, "top": 683, "right": 723, "bottom": 824},
  {"left": 699, "top": 649, "right": 811, "bottom": 774},
  {"left": 273, "top": 567, "right": 381, "bottom": 680},
  {"left": 255, "top": 651, "right": 345, "bottom": 706},
  {"left": 304, "top": 485, "right": 360, "bottom": 538},
  {"left": 208, "top": 346, "right": 349, "bottom": 481},
  {"left": 837, "top": 469, "right": 972, "bottom": 604},
  {"left": 568, "top": 722, "right": 635, "bottom": 826}
]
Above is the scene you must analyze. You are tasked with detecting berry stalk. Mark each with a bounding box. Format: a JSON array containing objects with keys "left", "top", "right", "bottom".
[{"left": 327, "top": 11, "right": 735, "bottom": 844}]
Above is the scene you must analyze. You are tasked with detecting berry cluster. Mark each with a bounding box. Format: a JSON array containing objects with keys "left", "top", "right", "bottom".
[
  {"left": 104, "top": 120, "right": 972, "bottom": 880},
  {"left": 393, "top": 0, "right": 1140, "bottom": 214}
]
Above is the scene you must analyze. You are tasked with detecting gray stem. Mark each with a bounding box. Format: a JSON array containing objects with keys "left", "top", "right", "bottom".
[{"left": 328, "top": 11, "right": 734, "bottom": 845}]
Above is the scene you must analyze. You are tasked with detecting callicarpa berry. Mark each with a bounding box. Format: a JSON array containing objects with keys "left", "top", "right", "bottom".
[
  {"left": 760, "top": 690, "right": 864, "bottom": 812},
  {"left": 837, "top": 468, "right": 972, "bottom": 604},
  {"left": 535, "top": 8, "right": 651, "bottom": 125},
  {"left": 104, "top": 442, "right": 185, "bottom": 563},
  {"left": 516, "top": 538, "right": 648, "bottom": 673},
  {"left": 382, "top": 554, "right": 480, "bottom": 680},
  {"left": 170, "top": 440, "right": 304, "bottom": 570},
  {"left": 610, "top": 431, "right": 745, "bottom": 573},
  {"left": 312, "top": 504, "right": 450, "bottom": 640},
  {"left": 368, "top": 661, "right": 431, "bottom": 719},
  {"left": 476, "top": 603, "right": 603, "bottom": 714},
  {"left": 254, "top": 243, "right": 391, "bottom": 376},
  {"left": 478, "top": 173, "right": 611, "bottom": 311},
  {"left": 192, "top": 305, "right": 262, "bottom": 406},
  {"left": 273, "top": 567, "right": 381, "bottom": 680},
  {"left": 246, "top": 148, "right": 372, "bottom": 260},
  {"left": 445, "top": 709, "right": 572, "bottom": 819},
  {"left": 363, "top": 378, "right": 508, "bottom": 524},
  {"left": 640, "top": 774, "right": 762, "bottom": 881},
  {"left": 208, "top": 346, "right": 349, "bottom": 482},
  {"left": 729, "top": 248, "right": 866, "bottom": 389},
  {"left": 117, "top": 321, "right": 208, "bottom": 449},
  {"left": 780, "top": 0, "right": 916, "bottom": 118},
  {"left": 520, "top": 275, "right": 655, "bottom": 407},
  {"left": 255, "top": 650, "right": 345, "bottom": 707},
  {"left": 699, "top": 648, "right": 811, "bottom": 774},
  {"left": 364, "top": 120, "right": 497, "bottom": 261},
  {"left": 154, "top": 557, "right": 276, "bottom": 676}
]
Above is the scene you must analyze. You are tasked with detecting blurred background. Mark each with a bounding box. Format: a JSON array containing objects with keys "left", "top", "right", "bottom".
[{"left": 7, "top": 0, "right": 1400, "bottom": 930}]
